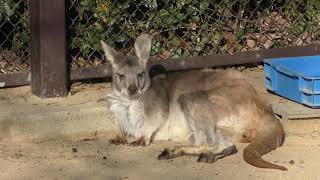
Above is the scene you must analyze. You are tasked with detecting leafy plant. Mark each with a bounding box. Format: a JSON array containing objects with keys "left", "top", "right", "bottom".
[
  {"left": 67, "top": 0, "right": 319, "bottom": 66},
  {"left": 0, "top": 0, "right": 30, "bottom": 60},
  {"left": 1, "top": 0, "right": 319, "bottom": 69}
]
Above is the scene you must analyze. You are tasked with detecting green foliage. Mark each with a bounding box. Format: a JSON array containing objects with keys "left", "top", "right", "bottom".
[
  {"left": 67, "top": 0, "right": 319, "bottom": 63},
  {"left": 0, "top": 0, "right": 30, "bottom": 59},
  {"left": 284, "top": 0, "right": 320, "bottom": 37},
  {"left": 0, "top": 0, "right": 319, "bottom": 66}
]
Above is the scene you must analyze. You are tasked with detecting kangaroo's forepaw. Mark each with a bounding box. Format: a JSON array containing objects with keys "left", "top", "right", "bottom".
[
  {"left": 129, "top": 137, "right": 146, "bottom": 146},
  {"left": 158, "top": 148, "right": 172, "bottom": 160},
  {"left": 109, "top": 136, "right": 127, "bottom": 145},
  {"left": 197, "top": 152, "right": 217, "bottom": 163}
]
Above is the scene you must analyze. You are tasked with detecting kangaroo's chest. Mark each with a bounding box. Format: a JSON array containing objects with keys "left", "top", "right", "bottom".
[{"left": 107, "top": 93, "right": 145, "bottom": 137}]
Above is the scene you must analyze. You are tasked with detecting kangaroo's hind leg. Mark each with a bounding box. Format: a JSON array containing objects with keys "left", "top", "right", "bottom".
[
  {"left": 158, "top": 91, "right": 237, "bottom": 162},
  {"left": 158, "top": 143, "right": 237, "bottom": 163},
  {"left": 196, "top": 134, "right": 237, "bottom": 163}
]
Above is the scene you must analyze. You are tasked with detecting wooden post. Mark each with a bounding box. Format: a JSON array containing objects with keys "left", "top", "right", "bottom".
[{"left": 29, "top": 0, "right": 67, "bottom": 98}]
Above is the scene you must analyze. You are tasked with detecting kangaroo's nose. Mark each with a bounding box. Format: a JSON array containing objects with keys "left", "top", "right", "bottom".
[{"left": 128, "top": 84, "right": 138, "bottom": 95}]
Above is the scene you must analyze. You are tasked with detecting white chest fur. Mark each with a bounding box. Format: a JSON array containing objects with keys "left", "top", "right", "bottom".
[{"left": 107, "top": 92, "right": 145, "bottom": 138}]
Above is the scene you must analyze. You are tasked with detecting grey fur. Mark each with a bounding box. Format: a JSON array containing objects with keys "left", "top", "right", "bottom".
[{"left": 102, "top": 34, "right": 286, "bottom": 170}]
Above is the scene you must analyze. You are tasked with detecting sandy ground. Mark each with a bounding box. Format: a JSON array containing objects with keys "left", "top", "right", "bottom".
[
  {"left": 1, "top": 128, "right": 320, "bottom": 180},
  {"left": 1, "top": 68, "right": 320, "bottom": 180}
]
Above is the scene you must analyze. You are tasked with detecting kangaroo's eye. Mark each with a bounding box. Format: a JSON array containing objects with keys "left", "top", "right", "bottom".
[
  {"left": 138, "top": 72, "right": 145, "bottom": 79},
  {"left": 117, "top": 73, "right": 125, "bottom": 80}
]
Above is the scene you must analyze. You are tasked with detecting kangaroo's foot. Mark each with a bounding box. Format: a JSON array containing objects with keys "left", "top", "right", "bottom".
[
  {"left": 158, "top": 148, "right": 184, "bottom": 160},
  {"left": 158, "top": 144, "right": 238, "bottom": 163},
  {"left": 197, "top": 145, "right": 237, "bottom": 163},
  {"left": 109, "top": 135, "right": 128, "bottom": 145},
  {"left": 129, "top": 136, "right": 147, "bottom": 146},
  {"left": 158, "top": 146, "right": 206, "bottom": 160}
]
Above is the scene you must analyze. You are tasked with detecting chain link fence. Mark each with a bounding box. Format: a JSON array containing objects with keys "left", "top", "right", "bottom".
[
  {"left": 0, "top": 1, "right": 319, "bottom": 72},
  {"left": 0, "top": 0, "right": 30, "bottom": 74},
  {"left": 67, "top": 0, "right": 320, "bottom": 69}
]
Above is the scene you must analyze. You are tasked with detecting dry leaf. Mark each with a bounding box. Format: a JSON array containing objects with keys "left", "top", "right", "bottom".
[
  {"left": 223, "top": 32, "right": 236, "bottom": 55},
  {"left": 227, "top": 46, "right": 236, "bottom": 55},
  {"left": 263, "top": 39, "right": 273, "bottom": 49},
  {"left": 158, "top": 50, "right": 171, "bottom": 60},
  {"left": 93, "top": 58, "right": 100, "bottom": 66},
  {"left": 190, "top": 22, "right": 197, "bottom": 30},
  {"left": 247, "top": 39, "right": 256, "bottom": 49}
]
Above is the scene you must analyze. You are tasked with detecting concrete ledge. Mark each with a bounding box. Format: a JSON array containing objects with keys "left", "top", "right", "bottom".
[
  {"left": 272, "top": 101, "right": 320, "bottom": 121},
  {"left": 0, "top": 104, "right": 116, "bottom": 142}
]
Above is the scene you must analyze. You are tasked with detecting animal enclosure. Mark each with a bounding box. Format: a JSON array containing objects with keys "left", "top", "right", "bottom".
[{"left": 0, "top": 0, "right": 319, "bottom": 97}]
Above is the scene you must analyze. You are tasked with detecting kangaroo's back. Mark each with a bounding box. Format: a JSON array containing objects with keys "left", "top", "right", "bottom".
[{"left": 165, "top": 69, "right": 247, "bottom": 100}]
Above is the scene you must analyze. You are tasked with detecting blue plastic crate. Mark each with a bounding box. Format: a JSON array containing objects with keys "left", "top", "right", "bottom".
[{"left": 263, "top": 55, "right": 320, "bottom": 108}]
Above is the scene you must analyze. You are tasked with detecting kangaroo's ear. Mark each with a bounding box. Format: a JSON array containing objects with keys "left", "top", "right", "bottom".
[
  {"left": 134, "top": 34, "right": 151, "bottom": 67},
  {"left": 100, "top": 40, "right": 121, "bottom": 67}
]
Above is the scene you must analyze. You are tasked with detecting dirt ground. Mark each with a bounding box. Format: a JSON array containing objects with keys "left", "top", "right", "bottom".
[{"left": 1, "top": 68, "right": 320, "bottom": 180}]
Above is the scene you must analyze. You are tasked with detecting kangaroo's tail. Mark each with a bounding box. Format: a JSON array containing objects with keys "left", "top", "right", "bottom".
[{"left": 243, "top": 117, "right": 287, "bottom": 171}]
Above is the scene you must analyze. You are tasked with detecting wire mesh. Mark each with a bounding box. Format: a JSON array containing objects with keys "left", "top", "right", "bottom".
[
  {"left": 66, "top": 0, "right": 320, "bottom": 69},
  {"left": 1, "top": 1, "right": 319, "bottom": 71},
  {"left": 0, "top": 0, "right": 30, "bottom": 74}
]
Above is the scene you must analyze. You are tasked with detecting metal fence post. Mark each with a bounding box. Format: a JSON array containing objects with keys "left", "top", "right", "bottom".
[{"left": 29, "top": 0, "right": 67, "bottom": 98}]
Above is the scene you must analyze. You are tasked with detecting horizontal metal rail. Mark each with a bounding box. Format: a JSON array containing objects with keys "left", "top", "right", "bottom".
[{"left": 0, "top": 44, "right": 319, "bottom": 87}]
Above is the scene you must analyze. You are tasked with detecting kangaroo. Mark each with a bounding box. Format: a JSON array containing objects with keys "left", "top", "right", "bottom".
[{"left": 101, "top": 34, "right": 287, "bottom": 171}]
